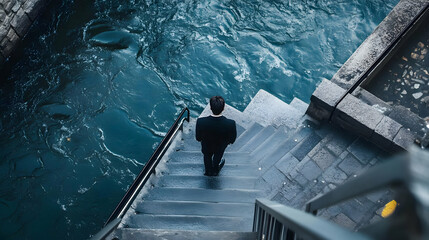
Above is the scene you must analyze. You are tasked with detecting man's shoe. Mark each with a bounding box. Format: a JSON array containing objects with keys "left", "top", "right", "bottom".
[{"left": 218, "top": 158, "right": 225, "bottom": 173}]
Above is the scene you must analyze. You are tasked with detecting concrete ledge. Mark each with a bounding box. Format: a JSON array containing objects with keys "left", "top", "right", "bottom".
[
  {"left": 392, "top": 127, "right": 415, "bottom": 151},
  {"left": 306, "top": 79, "right": 346, "bottom": 122},
  {"left": 332, "top": 94, "right": 384, "bottom": 139},
  {"left": 331, "top": 0, "right": 428, "bottom": 89},
  {"left": 306, "top": 0, "right": 427, "bottom": 153},
  {"left": 332, "top": 93, "right": 417, "bottom": 152},
  {"left": 388, "top": 105, "right": 426, "bottom": 134},
  {"left": 352, "top": 87, "right": 393, "bottom": 115},
  {"left": 373, "top": 116, "right": 402, "bottom": 151}
]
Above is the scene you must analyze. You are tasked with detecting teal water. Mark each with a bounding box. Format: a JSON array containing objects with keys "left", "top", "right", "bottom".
[{"left": 0, "top": 0, "right": 398, "bottom": 239}]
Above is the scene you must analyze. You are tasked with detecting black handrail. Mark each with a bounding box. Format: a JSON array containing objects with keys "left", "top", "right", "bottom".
[
  {"left": 254, "top": 199, "right": 371, "bottom": 240},
  {"left": 105, "top": 107, "right": 190, "bottom": 225}
]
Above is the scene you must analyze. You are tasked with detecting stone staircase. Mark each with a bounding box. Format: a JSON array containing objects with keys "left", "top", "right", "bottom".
[{"left": 110, "top": 90, "right": 391, "bottom": 239}]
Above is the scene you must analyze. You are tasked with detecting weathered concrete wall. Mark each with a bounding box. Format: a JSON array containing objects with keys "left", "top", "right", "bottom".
[
  {"left": 0, "top": 0, "right": 47, "bottom": 65},
  {"left": 307, "top": 0, "right": 429, "bottom": 152}
]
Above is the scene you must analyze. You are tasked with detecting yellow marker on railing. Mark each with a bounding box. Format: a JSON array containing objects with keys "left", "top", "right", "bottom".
[{"left": 381, "top": 200, "right": 397, "bottom": 218}]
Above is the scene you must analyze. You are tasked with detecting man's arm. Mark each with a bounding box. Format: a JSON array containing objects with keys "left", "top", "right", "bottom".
[
  {"left": 196, "top": 118, "right": 203, "bottom": 142},
  {"left": 229, "top": 121, "right": 237, "bottom": 144}
]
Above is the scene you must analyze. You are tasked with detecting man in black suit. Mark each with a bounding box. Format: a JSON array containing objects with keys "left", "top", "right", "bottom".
[{"left": 196, "top": 96, "right": 237, "bottom": 176}]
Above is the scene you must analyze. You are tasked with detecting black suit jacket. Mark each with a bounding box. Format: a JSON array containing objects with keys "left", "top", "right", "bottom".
[{"left": 196, "top": 116, "right": 237, "bottom": 154}]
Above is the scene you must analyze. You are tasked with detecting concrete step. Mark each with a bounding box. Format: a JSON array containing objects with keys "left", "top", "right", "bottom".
[
  {"left": 168, "top": 151, "right": 254, "bottom": 164},
  {"left": 229, "top": 123, "right": 264, "bottom": 151},
  {"left": 157, "top": 175, "right": 259, "bottom": 190},
  {"left": 290, "top": 97, "right": 309, "bottom": 116},
  {"left": 134, "top": 200, "right": 254, "bottom": 218},
  {"left": 290, "top": 131, "right": 322, "bottom": 161},
  {"left": 112, "top": 229, "right": 257, "bottom": 240},
  {"left": 258, "top": 125, "right": 314, "bottom": 171},
  {"left": 166, "top": 163, "right": 260, "bottom": 177},
  {"left": 125, "top": 214, "right": 253, "bottom": 231},
  {"left": 142, "top": 187, "right": 261, "bottom": 203},
  {"left": 242, "top": 89, "right": 302, "bottom": 128},
  {"left": 238, "top": 125, "right": 276, "bottom": 153},
  {"left": 250, "top": 126, "right": 291, "bottom": 161},
  {"left": 179, "top": 133, "right": 201, "bottom": 152}
]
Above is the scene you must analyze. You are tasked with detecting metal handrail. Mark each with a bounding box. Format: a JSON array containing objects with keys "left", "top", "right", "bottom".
[
  {"left": 105, "top": 107, "right": 190, "bottom": 225},
  {"left": 253, "top": 199, "right": 371, "bottom": 240},
  {"left": 305, "top": 156, "right": 409, "bottom": 215},
  {"left": 303, "top": 147, "right": 429, "bottom": 239}
]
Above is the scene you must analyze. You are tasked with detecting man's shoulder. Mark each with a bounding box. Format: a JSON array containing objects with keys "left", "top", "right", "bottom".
[
  {"left": 197, "top": 116, "right": 210, "bottom": 121},
  {"left": 196, "top": 116, "right": 211, "bottom": 125},
  {"left": 197, "top": 116, "right": 235, "bottom": 124},
  {"left": 223, "top": 117, "right": 236, "bottom": 125}
]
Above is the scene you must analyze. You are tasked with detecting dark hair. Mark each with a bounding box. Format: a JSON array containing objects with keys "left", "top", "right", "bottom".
[{"left": 210, "top": 96, "right": 225, "bottom": 115}]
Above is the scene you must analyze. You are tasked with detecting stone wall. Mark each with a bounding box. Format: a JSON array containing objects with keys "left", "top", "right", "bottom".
[
  {"left": 306, "top": 0, "right": 429, "bottom": 152},
  {"left": 0, "top": 0, "right": 47, "bottom": 65}
]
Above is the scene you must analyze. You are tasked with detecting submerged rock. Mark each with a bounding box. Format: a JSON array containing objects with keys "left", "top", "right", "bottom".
[
  {"left": 89, "top": 31, "right": 133, "bottom": 49},
  {"left": 40, "top": 103, "right": 75, "bottom": 120}
]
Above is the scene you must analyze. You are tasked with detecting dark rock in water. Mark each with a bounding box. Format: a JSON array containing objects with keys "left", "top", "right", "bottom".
[
  {"left": 40, "top": 103, "right": 75, "bottom": 120},
  {"left": 89, "top": 31, "right": 133, "bottom": 49},
  {"left": 86, "top": 21, "right": 115, "bottom": 39}
]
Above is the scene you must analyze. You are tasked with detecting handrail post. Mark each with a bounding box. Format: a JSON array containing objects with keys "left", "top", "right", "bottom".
[{"left": 304, "top": 203, "right": 317, "bottom": 215}]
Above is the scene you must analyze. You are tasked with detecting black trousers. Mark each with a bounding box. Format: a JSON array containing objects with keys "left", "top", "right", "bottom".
[{"left": 203, "top": 150, "right": 224, "bottom": 174}]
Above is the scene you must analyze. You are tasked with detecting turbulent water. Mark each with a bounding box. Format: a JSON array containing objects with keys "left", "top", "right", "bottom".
[{"left": 0, "top": 0, "right": 398, "bottom": 239}]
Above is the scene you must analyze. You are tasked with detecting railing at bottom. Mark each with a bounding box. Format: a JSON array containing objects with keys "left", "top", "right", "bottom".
[
  {"left": 253, "top": 199, "right": 371, "bottom": 240},
  {"left": 304, "top": 147, "right": 429, "bottom": 240}
]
